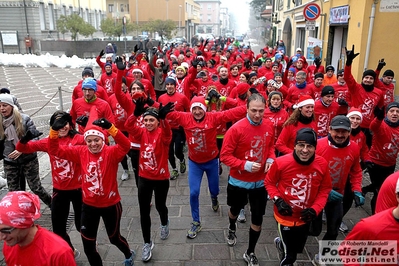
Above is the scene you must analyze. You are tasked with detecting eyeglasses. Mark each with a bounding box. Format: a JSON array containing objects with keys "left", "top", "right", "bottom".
[{"left": 0, "top": 227, "right": 16, "bottom": 234}]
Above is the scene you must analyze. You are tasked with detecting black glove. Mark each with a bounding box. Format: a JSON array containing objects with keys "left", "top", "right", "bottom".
[
  {"left": 93, "top": 118, "right": 112, "bottom": 130},
  {"left": 214, "top": 91, "right": 221, "bottom": 100},
  {"left": 115, "top": 56, "right": 125, "bottom": 70},
  {"left": 146, "top": 97, "right": 155, "bottom": 106},
  {"left": 249, "top": 88, "right": 259, "bottom": 94},
  {"left": 191, "top": 59, "right": 199, "bottom": 68},
  {"left": 338, "top": 98, "right": 348, "bottom": 106},
  {"left": 204, "top": 38, "right": 209, "bottom": 46},
  {"left": 300, "top": 208, "right": 316, "bottom": 222},
  {"left": 134, "top": 44, "right": 138, "bottom": 53},
  {"left": 377, "top": 58, "right": 386, "bottom": 71},
  {"left": 20, "top": 130, "right": 42, "bottom": 144},
  {"left": 274, "top": 198, "right": 293, "bottom": 216},
  {"left": 152, "top": 46, "right": 158, "bottom": 54},
  {"left": 244, "top": 59, "right": 251, "bottom": 69},
  {"left": 52, "top": 117, "right": 68, "bottom": 131},
  {"left": 158, "top": 102, "right": 175, "bottom": 120},
  {"left": 314, "top": 57, "right": 321, "bottom": 68},
  {"left": 287, "top": 59, "right": 293, "bottom": 68},
  {"left": 134, "top": 97, "right": 147, "bottom": 117},
  {"left": 99, "top": 50, "right": 105, "bottom": 57},
  {"left": 208, "top": 90, "right": 218, "bottom": 99},
  {"left": 162, "top": 64, "right": 169, "bottom": 74},
  {"left": 76, "top": 115, "right": 88, "bottom": 127},
  {"left": 345, "top": 45, "right": 360, "bottom": 66},
  {"left": 373, "top": 106, "right": 385, "bottom": 120}
]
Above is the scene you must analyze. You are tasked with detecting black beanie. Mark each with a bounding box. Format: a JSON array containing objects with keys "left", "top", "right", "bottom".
[
  {"left": 0, "top": 88, "right": 10, "bottom": 94},
  {"left": 386, "top": 102, "right": 399, "bottom": 113},
  {"left": 383, "top": 69, "right": 394, "bottom": 78},
  {"left": 295, "top": 128, "right": 317, "bottom": 147},
  {"left": 362, "top": 69, "right": 376, "bottom": 79},
  {"left": 314, "top": 72, "right": 324, "bottom": 79},
  {"left": 82, "top": 67, "right": 94, "bottom": 77},
  {"left": 321, "top": 86, "right": 335, "bottom": 97}
]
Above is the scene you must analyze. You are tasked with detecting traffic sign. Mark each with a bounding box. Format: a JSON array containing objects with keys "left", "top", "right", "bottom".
[
  {"left": 306, "top": 21, "right": 316, "bottom": 31},
  {"left": 303, "top": 3, "right": 321, "bottom": 21}
]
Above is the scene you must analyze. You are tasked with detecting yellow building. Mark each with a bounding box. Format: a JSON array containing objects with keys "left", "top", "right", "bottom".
[{"left": 273, "top": 0, "right": 399, "bottom": 82}]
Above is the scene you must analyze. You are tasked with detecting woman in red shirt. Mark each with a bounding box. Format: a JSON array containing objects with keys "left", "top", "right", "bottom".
[
  {"left": 125, "top": 101, "right": 174, "bottom": 262},
  {"left": 48, "top": 109, "right": 135, "bottom": 266}
]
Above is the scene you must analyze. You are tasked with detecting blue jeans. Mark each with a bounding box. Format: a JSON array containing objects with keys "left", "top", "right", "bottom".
[{"left": 188, "top": 158, "right": 219, "bottom": 222}]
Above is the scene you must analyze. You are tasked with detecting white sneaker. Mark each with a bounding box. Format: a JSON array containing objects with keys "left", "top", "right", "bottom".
[
  {"left": 237, "top": 209, "right": 246, "bottom": 223},
  {"left": 121, "top": 170, "right": 130, "bottom": 181}
]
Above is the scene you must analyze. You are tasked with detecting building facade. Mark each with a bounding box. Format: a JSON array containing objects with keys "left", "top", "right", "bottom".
[
  {"left": 272, "top": 0, "right": 399, "bottom": 82},
  {"left": 195, "top": 0, "right": 221, "bottom": 36},
  {"left": 0, "top": 0, "right": 106, "bottom": 54}
]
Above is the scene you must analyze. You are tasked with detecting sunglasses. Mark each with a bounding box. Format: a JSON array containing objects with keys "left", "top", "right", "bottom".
[{"left": 0, "top": 227, "right": 16, "bottom": 234}]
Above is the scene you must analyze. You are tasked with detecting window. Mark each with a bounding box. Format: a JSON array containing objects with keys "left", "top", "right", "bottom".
[
  {"left": 61, "top": 5, "right": 66, "bottom": 16},
  {"left": 207, "top": 14, "right": 211, "bottom": 22},
  {"left": 200, "top": 14, "right": 203, "bottom": 22},
  {"left": 120, "top": 4, "right": 124, "bottom": 12},
  {"left": 48, "top": 3, "right": 55, "bottom": 30},
  {"left": 287, "top": 0, "right": 290, "bottom": 9},
  {"left": 69, "top": 6, "right": 73, "bottom": 15},
  {"left": 207, "top": 3, "right": 212, "bottom": 10},
  {"left": 295, "top": 0, "right": 302, "bottom": 6},
  {"left": 39, "top": 2, "right": 46, "bottom": 30},
  {"left": 206, "top": 27, "right": 212, "bottom": 33},
  {"left": 84, "top": 8, "right": 89, "bottom": 22},
  {"left": 127, "top": 4, "right": 130, "bottom": 12},
  {"left": 108, "top": 4, "right": 114, "bottom": 13}
]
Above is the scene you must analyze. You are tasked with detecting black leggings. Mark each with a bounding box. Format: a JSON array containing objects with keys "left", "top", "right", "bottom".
[
  {"left": 169, "top": 128, "right": 186, "bottom": 169},
  {"left": 80, "top": 202, "right": 131, "bottom": 266},
  {"left": 51, "top": 188, "right": 82, "bottom": 251},
  {"left": 138, "top": 177, "right": 170, "bottom": 243},
  {"left": 277, "top": 222, "right": 310, "bottom": 265},
  {"left": 342, "top": 178, "right": 353, "bottom": 216}
]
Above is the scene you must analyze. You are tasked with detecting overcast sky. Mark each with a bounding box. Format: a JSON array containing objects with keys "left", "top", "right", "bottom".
[{"left": 221, "top": 0, "right": 249, "bottom": 35}]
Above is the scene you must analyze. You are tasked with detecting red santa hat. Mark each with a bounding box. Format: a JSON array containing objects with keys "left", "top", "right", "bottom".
[
  {"left": 346, "top": 107, "right": 363, "bottom": 122},
  {"left": 83, "top": 106, "right": 105, "bottom": 141},
  {"left": 296, "top": 95, "right": 315, "bottom": 108},
  {"left": 190, "top": 96, "right": 207, "bottom": 112},
  {"left": 236, "top": 83, "right": 250, "bottom": 96}
]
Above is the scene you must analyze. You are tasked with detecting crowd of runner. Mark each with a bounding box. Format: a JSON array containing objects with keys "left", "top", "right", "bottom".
[{"left": 0, "top": 38, "right": 398, "bottom": 266}]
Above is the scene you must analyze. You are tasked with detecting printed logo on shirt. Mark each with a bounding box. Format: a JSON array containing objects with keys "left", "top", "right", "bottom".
[
  {"left": 286, "top": 173, "right": 312, "bottom": 209},
  {"left": 115, "top": 103, "right": 126, "bottom": 122},
  {"left": 189, "top": 128, "right": 207, "bottom": 153},
  {"left": 105, "top": 78, "right": 113, "bottom": 94},
  {"left": 53, "top": 158, "right": 74, "bottom": 182},
  {"left": 245, "top": 135, "right": 265, "bottom": 163},
  {"left": 383, "top": 133, "right": 399, "bottom": 160},
  {"left": 85, "top": 160, "right": 104, "bottom": 197},
  {"left": 360, "top": 97, "right": 376, "bottom": 120},
  {"left": 328, "top": 156, "right": 344, "bottom": 186},
  {"left": 140, "top": 143, "right": 158, "bottom": 171}
]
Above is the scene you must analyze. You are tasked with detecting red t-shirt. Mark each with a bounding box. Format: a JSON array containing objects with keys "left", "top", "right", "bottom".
[
  {"left": 3, "top": 225, "right": 76, "bottom": 266},
  {"left": 375, "top": 172, "right": 399, "bottom": 213}
]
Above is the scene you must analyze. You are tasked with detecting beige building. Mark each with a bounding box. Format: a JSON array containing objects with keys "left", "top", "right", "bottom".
[
  {"left": 271, "top": 0, "right": 399, "bottom": 83},
  {"left": 117, "top": 0, "right": 200, "bottom": 39}
]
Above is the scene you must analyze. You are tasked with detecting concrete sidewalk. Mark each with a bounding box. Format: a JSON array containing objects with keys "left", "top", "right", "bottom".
[{"left": 0, "top": 156, "right": 372, "bottom": 266}]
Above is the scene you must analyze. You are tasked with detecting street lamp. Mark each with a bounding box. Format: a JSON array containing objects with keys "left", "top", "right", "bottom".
[
  {"left": 166, "top": 0, "right": 169, "bottom": 19},
  {"left": 179, "top": 5, "right": 182, "bottom": 36}
]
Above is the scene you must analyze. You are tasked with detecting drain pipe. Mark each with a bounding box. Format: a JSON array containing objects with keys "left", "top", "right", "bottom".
[{"left": 363, "top": 1, "right": 378, "bottom": 71}]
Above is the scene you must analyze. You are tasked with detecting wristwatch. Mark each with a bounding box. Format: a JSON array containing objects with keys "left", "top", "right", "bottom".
[{"left": 272, "top": 196, "right": 279, "bottom": 203}]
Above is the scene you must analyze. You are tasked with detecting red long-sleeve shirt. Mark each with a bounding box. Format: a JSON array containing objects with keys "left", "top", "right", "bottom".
[
  {"left": 375, "top": 172, "right": 399, "bottom": 213},
  {"left": 263, "top": 108, "right": 289, "bottom": 144},
  {"left": 375, "top": 69, "right": 395, "bottom": 107},
  {"left": 126, "top": 116, "right": 172, "bottom": 180},
  {"left": 220, "top": 117, "right": 275, "bottom": 182},
  {"left": 72, "top": 80, "right": 109, "bottom": 103},
  {"left": 350, "top": 130, "right": 370, "bottom": 162},
  {"left": 314, "top": 100, "right": 340, "bottom": 137},
  {"left": 214, "top": 79, "right": 236, "bottom": 97},
  {"left": 99, "top": 72, "right": 117, "bottom": 96},
  {"left": 264, "top": 153, "right": 332, "bottom": 226},
  {"left": 48, "top": 130, "right": 130, "bottom": 207},
  {"left": 69, "top": 98, "right": 115, "bottom": 134},
  {"left": 166, "top": 105, "right": 247, "bottom": 163},
  {"left": 344, "top": 65, "right": 384, "bottom": 128},
  {"left": 316, "top": 137, "right": 362, "bottom": 194},
  {"left": 16, "top": 135, "right": 85, "bottom": 190},
  {"left": 158, "top": 92, "right": 190, "bottom": 129},
  {"left": 369, "top": 118, "right": 399, "bottom": 166},
  {"left": 275, "top": 121, "right": 318, "bottom": 155},
  {"left": 343, "top": 207, "right": 399, "bottom": 266}
]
